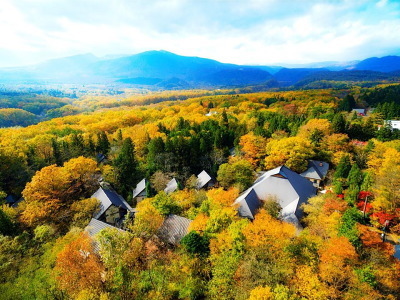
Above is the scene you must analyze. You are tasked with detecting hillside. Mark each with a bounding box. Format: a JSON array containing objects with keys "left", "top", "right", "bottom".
[{"left": 0, "top": 85, "right": 399, "bottom": 299}]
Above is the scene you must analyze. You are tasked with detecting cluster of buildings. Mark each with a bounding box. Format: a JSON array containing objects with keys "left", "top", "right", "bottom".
[{"left": 85, "top": 160, "right": 329, "bottom": 246}]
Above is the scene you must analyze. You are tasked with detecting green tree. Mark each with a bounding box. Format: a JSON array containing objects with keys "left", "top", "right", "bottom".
[
  {"left": 152, "top": 191, "right": 180, "bottom": 216},
  {"left": 180, "top": 231, "right": 210, "bottom": 256},
  {"left": 334, "top": 155, "right": 352, "bottom": 180},
  {"left": 332, "top": 113, "right": 347, "bottom": 133},
  {"left": 0, "top": 208, "right": 16, "bottom": 236},
  {"left": 217, "top": 159, "right": 254, "bottom": 192},
  {"left": 96, "top": 132, "right": 110, "bottom": 155},
  {"left": 114, "top": 138, "right": 139, "bottom": 198}
]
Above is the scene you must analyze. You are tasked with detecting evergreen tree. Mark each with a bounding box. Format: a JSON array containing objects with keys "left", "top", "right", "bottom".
[
  {"left": 332, "top": 113, "right": 347, "bottom": 133},
  {"left": 347, "top": 163, "right": 362, "bottom": 188},
  {"left": 86, "top": 135, "right": 96, "bottom": 157},
  {"left": 334, "top": 155, "right": 351, "bottom": 180},
  {"left": 51, "top": 138, "right": 63, "bottom": 166},
  {"left": 96, "top": 132, "right": 110, "bottom": 155},
  {"left": 114, "top": 138, "right": 138, "bottom": 197},
  {"left": 147, "top": 137, "right": 165, "bottom": 173},
  {"left": 338, "top": 94, "right": 356, "bottom": 112}
]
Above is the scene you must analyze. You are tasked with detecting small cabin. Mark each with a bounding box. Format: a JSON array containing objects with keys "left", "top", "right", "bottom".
[
  {"left": 300, "top": 160, "right": 329, "bottom": 188},
  {"left": 92, "top": 187, "right": 134, "bottom": 227},
  {"left": 132, "top": 178, "right": 147, "bottom": 203},
  {"left": 164, "top": 178, "right": 178, "bottom": 194},
  {"left": 196, "top": 170, "right": 215, "bottom": 189}
]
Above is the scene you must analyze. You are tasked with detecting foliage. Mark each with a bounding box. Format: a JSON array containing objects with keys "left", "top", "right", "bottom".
[
  {"left": 152, "top": 191, "right": 181, "bottom": 216},
  {"left": 55, "top": 232, "right": 105, "bottom": 297},
  {"left": 0, "top": 86, "right": 399, "bottom": 298},
  {"left": 217, "top": 159, "right": 254, "bottom": 191},
  {"left": 264, "top": 136, "right": 315, "bottom": 172},
  {"left": 181, "top": 231, "right": 210, "bottom": 256}
]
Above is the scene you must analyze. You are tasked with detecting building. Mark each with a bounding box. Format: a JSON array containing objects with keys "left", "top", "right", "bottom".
[
  {"left": 233, "top": 165, "right": 316, "bottom": 229},
  {"left": 196, "top": 170, "right": 215, "bottom": 189},
  {"left": 92, "top": 187, "right": 134, "bottom": 227},
  {"left": 300, "top": 160, "right": 329, "bottom": 188},
  {"left": 385, "top": 120, "right": 400, "bottom": 130},
  {"left": 157, "top": 214, "right": 192, "bottom": 245},
  {"left": 5, "top": 194, "right": 17, "bottom": 206},
  {"left": 352, "top": 108, "right": 366, "bottom": 116},
  {"left": 164, "top": 178, "right": 179, "bottom": 194},
  {"left": 132, "top": 178, "right": 147, "bottom": 202}
]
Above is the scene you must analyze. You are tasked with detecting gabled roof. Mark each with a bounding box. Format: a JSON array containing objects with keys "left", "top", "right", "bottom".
[
  {"left": 92, "top": 187, "right": 133, "bottom": 219},
  {"left": 164, "top": 178, "right": 178, "bottom": 194},
  {"left": 5, "top": 194, "right": 17, "bottom": 204},
  {"left": 352, "top": 108, "right": 366, "bottom": 114},
  {"left": 300, "top": 160, "right": 329, "bottom": 180},
  {"left": 132, "top": 178, "right": 146, "bottom": 198},
  {"left": 197, "top": 170, "right": 213, "bottom": 189},
  {"left": 234, "top": 166, "right": 316, "bottom": 224},
  {"left": 85, "top": 218, "right": 118, "bottom": 238},
  {"left": 157, "top": 214, "right": 192, "bottom": 245}
]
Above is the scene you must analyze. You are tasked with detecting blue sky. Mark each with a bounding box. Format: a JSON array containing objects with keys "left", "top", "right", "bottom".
[{"left": 0, "top": 0, "right": 399, "bottom": 67}]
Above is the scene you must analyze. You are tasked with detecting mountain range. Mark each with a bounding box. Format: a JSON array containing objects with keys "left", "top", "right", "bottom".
[{"left": 0, "top": 50, "right": 400, "bottom": 89}]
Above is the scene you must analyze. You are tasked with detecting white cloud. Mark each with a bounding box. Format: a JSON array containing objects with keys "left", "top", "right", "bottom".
[{"left": 0, "top": 0, "right": 399, "bottom": 67}]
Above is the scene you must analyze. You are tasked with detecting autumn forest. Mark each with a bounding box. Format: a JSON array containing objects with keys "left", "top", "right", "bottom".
[{"left": 0, "top": 82, "right": 400, "bottom": 300}]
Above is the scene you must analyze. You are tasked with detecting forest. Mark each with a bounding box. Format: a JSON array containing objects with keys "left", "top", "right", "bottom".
[{"left": 0, "top": 83, "right": 399, "bottom": 299}]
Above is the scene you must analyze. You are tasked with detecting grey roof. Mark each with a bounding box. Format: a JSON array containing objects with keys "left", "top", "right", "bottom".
[
  {"left": 157, "top": 214, "right": 192, "bottom": 245},
  {"left": 92, "top": 187, "right": 133, "bottom": 219},
  {"left": 164, "top": 178, "right": 178, "bottom": 194},
  {"left": 234, "top": 166, "right": 316, "bottom": 224},
  {"left": 197, "top": 170, "right": 212, "bottom": 189},
  {"left": 85, "top": 218, "right": 118, "bottom": 238},
  {"left": 352, "top": 108, "right": 366, "bottom": 114},
  {"left": 235, "top": 188, "right": 260, "bottom": 219},
  {"left": 300, "top": 160, "right": 329, "bottom": 180},
  {"left": 85, "top": 218, "right": 125, "bottom": 252},
  {"left": 132, "top": 178, "right": 146, "bottom": 198}
]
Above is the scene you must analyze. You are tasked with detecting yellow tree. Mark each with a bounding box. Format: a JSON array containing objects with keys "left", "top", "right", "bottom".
[
  {"left": 318, "top": 236, "right": 358, "bottom": 292},
  {"left": 370, "top": 148, "right": 400, "bottom": 211},
  {"left": 63, "top": 156, "right": 99, "bottom": 199},
  {"left": 297, "top": 118, "right": 333, "bottom": 140},
  {"left": 129, "top": 199, "right": 164, "bottom": 239},
  {"left": 243, "top": 209, "right": 295, "bottom": 253},
  {"left": 55, "top": 233, "right": 105, "bottom": 297},
  {"left": 264, "top": 136, "right": 314, "bottom": 172},
  {"left": 239, "top": 132, "right": 267, "bottom": 168},
  {"left": 20, "top": 165, "right": 68, "bottom": 227}
]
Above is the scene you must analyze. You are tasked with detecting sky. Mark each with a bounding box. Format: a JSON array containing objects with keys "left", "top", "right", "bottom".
[{"left": 0, "top": 0, "right": 400, "bottom": 67}]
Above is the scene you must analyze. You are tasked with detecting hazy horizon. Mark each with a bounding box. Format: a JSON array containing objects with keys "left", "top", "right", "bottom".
[{"left": 1, "top": 0, "right": 400, "bottom": 68}]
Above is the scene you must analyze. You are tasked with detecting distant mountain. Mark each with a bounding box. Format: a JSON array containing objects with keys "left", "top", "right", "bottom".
[
  {"left": 0, "top": 51, "right": 399, "bottom": 89},
  {"left": 353, "top": 56, "right": 400, "bottom": 72},
  {"left": 274, "top": 68, "right": 328, "bottom": 86},
  {"left": 0, "top": 50, "right": 272, "bottom": 87}
]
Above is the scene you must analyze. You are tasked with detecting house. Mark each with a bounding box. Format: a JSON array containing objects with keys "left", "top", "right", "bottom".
[
  {"left": 132, "top": 178, "right": 147, "bottom": 202},
  {"left": 85, "top": 218, "right": 126, "bottom": 252},
  {"left": 300, "top": 160, "right": 329, "bottom": 188},
  {"left": 385, "top": 120, "right": 400, "bottom": 130},
  {"left": 352, "top": 108, "right": 366, "bottom": 116},
  {"left": 5, "top": 194, "right": 17, "bottom": 206},
  {"left": 157, "top": 214, "right": 192, "bottom": 245},
  {"left": 92, "top": 187, "right": 134, "bottom": 227},
  {"left": 205, "top": 111, "right": 218, "bottom": 117},
  {"left": 197, "top": 170, "right": 215, "bottom": 189},
  {"left": 164, "top": 178, "right": 178, "bottom": 194},
  {"left": 233, "top": 165, "right": 316, "bottom": 229}
]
